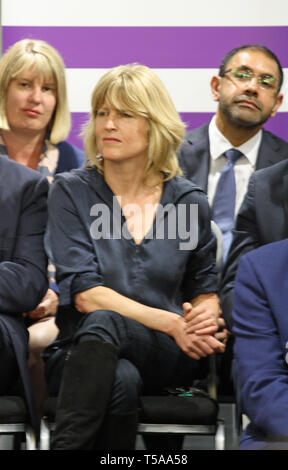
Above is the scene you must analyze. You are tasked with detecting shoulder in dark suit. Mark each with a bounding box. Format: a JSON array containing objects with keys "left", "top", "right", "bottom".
[
  {"left": 0, "top": 156, "right": 49, "bottom": 313},
  {"left": 55, "top": 141, "right": 85, "bottom": 173},
  {"left": 0, "top": 156, "right": 49, "bottom": 430},
  {"left": 220, "top": 157, "right": 288, "bottom": 330},
  {"left": 233, "top": 239, "right": 288, "bottom": 449},
  {"left": 177, "top": 120, "right": 288, "bottom": 192},
  {"left": 178, "top": 123, "right": 210, "bottom": 191}
]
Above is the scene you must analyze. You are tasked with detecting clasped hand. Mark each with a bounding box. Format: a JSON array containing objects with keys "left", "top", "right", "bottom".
[
  {"left": 173, "top": 301, "right": 227, "bottom": 360},
  {"left": 23, "top": 288, "right": 59, "bottom": 320}
]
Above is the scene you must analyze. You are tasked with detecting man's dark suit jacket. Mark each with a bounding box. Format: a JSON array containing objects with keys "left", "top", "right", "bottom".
[
  {"left": 178, "top": 122, "right": 288, "bottom": 192},
  {"left": 0, "top": 156, "right": 49, "bottom": 433},
  {"left": 220, "top": 158, "right": 288, "bottom": 330},
  {"left": 178, "top": 121, "right": 288, "bottom": 329}
]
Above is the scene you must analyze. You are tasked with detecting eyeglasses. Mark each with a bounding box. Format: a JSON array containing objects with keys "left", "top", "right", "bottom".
[{"left": 221, "top": 68, "right": 278, "bottom": 91}]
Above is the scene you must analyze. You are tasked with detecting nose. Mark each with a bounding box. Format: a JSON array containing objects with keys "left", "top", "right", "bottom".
[
  {"left": 104, "top": 113, "right": 117, "bottom": 130},
  {"left": 28, "top": 85, "right": 42, "bottom": 103},
  {"left": 244, "top": 76, "right": 259, "bottom": 96}
]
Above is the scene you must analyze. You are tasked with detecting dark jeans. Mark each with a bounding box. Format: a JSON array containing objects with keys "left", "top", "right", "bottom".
[{"left": 71, "top": 309, "right": 207, "bottom": 414}]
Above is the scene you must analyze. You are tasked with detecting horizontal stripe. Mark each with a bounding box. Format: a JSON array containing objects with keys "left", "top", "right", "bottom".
[
  {"left": 68, "top": 112, "right": 288, "bottom": 150},
  {"left": 2, "top": 0, "right": 287, "bottom": 27},
  {"left": 65, "top": 68, "right": 288, "bottom": 113},
  {"left": 3, "top": 26, "right": 288, "bottom": 68},
  {"left": 66, "top": 68, "right": 218, "bottom": 113}
]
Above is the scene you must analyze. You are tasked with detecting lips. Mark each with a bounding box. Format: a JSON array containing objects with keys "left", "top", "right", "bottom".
[
  {"left": 103, "top": 137, "right": 121, "bottom": 142},
  {"left": 237, "top": 100, "right": 259, "bottom": 110},
  {"left": 23, "top": 109, "right": 41, "bottom": 117},
  {"left": 234, "top": 96, "right": 262, "bottom": 111}
]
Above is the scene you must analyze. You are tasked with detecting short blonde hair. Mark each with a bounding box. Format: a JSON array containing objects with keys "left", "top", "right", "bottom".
[
  {"left": 84, "top": 64, "right": 185, "bottom": 181},
  {"left": 0, "top": 39, "right": 70, "bottom": 143}
]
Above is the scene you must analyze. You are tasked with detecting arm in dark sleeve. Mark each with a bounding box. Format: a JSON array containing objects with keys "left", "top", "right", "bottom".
[
  {"left": 45, "top": 179, "right": 103, "bottom": 306},
  {"left": 233, "top": 254, "right": 288, "bottom": 438},
  {"left": 219, "top": 174, "right": 260, "bottom": 330},
  {"left": 181, "top": 190, "right": 218, "bottom": 301},
  {"left": 0, "top": 176, "right": 49, "bottom": 314}
]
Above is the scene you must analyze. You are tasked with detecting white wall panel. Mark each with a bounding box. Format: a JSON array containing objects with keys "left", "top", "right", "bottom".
[{"left": 66, "top": 68, "right": 288, "bottom": 113}]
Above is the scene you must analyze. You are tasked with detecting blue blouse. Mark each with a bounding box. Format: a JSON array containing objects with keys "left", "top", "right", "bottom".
[{"left": 46, "top": 167, "right": 217, "bottom": 317}]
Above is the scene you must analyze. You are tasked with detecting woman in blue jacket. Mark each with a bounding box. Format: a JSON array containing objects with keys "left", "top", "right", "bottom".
[{"left": 45, "top": 64, "right": 226, "bottom": 449}]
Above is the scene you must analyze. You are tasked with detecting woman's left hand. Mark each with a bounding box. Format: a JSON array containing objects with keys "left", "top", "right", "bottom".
[
  {"left": 183, "top": 298, "right": 228, "bottom": 344},
  {"left": 183, "top": 302, "right": 218, "bottom": 335}
]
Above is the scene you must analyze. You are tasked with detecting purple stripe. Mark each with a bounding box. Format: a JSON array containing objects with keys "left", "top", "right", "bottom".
[
  {"left": 68, "top": 112, "right": 288, "bottom": 150},
  {"left": 3, "top": 26, "right": 288, "bottom": 68}
]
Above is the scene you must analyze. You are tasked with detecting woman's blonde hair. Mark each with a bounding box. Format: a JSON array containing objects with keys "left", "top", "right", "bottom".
[
  {"left": 84, "top": 64, "right": 185, "bottom": 181},
  {"left": 0, "top": 38, "right": 70, "bottom": 143}
]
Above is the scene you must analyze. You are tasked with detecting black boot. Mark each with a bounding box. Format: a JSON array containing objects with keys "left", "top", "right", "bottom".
[
  {"left": 95, "top": 411, "right": 138, "bottom": 450},
  {"left": 51, "top": 340, "right": 118, "bottom": 450}
]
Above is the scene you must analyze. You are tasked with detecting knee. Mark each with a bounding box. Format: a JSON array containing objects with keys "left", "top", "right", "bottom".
[
  {"left": 28, "top": 318, "right": 59, "bottom": 356},
  {"left": 75, "top": 309, "right": 125, "bottom": 346}
]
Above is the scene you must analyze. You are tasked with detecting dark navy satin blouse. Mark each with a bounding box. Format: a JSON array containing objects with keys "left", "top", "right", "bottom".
[{"left": 46, "top": 167, "right": 217, "bottom": 317}]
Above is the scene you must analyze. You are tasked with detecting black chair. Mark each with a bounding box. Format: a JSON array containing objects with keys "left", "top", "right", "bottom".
[
  {"left": 40, "top": 353, "right": 224, "bottom": 450},
  {"left": 137, "top": 355, "right": 225, "bottom": 450},
  {"left": 0, "top": 396, "right": 36, "bottom": 450}
]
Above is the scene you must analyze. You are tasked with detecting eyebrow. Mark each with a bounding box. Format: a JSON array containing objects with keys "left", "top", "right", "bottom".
[
  {"left": 234, "top": 65, "right": 275, "bottom": 78},
  {"left": 16, "top": 76, "right": 56, "bottom": 86}
]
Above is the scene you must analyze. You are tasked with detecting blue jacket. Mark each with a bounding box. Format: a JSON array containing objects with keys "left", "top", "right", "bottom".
[
  {"left": 55, "top": 141, "right": 85, "bottom": 174},
  {"left": 233, "top": 239, "right": 288, "bottom": 449}
]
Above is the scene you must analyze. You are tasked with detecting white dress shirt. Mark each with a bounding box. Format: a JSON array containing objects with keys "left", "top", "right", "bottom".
[{"left": 208, "top": 116, "right": 262, "bottom": 216}]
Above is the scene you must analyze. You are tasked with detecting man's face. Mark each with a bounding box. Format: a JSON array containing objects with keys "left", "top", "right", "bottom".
[{"left": 211, "top": 50, "right": 283, "bottom": 129}]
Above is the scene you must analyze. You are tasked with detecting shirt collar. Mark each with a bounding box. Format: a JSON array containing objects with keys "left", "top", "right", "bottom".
[{"left": 208, "top": 115, "right": 262, "bottom": 167}]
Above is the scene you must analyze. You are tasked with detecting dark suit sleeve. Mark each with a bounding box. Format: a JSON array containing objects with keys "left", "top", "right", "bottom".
[
  {"left": 219, "top": 173, "right": 260, "bottom": 330},
  {"left": 233, "top": 254, "right": 288, "bottom": 438},
  {"left": 56, "top": 141, "right": 85, "bottom": 173},
  {"left": 45, "top": 179, "right": 104, "bottom": 306},
  {"left": 177, "top": 141, "right": 189, "bottom": 177},
  {"left": 0, "top": 176, "right": 49, "bottom": 314},
  {"left": 181, "top": 190, "right": 218, "bottom": 300}
]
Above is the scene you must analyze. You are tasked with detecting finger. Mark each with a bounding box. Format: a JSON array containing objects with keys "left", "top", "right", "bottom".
[
  {"left": 185, "top": 317, "right": 217, "bottom": 333},
  {"left": 27, "top": 308, "right": 40, "bottom": 317},
  {"left": 194, "top": 325, "right": 218, "bottom": 336},
  {"left": 191, "top": 338, "right": 215, "bottom": 356},
  {"left": 185, "top": 339, "right": 210, "bottom": 358},
  {"left": 215, "top": 328, "right": 229, "bottom": 342},
  {"left": 185, "top": 309, "right": 218, "bottom": 325},
  {"left": 182, "top": 302, "right": 192, "bottom": 311},
  {"left": 215, "top": 332, "right": 227, "bottom": 341},
  {"left": 182, "top": 303, "right": 193, "bottom": 317},
  {"left": 217, "top": 317, "right": 226, "bottom": 330},
  {"left": 189, "top": 316, "right": 217, "bottom": 329},
  {"left": 27, "top": 311, "right": 43, "bottom": 320},
  {"left": 211, "top": 338, "right": 226, "bottom": 353}
]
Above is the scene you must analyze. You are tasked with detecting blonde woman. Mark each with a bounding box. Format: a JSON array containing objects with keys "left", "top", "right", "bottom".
[
  {"left": 45, "top": 64, "right": 225, "bottom": 449},
  {"left": 0, "top": 39, "right": 84, "bottom": 414}
]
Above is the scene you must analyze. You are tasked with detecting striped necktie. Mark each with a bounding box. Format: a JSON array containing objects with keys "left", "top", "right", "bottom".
[{"left": 212, "top": 148, "right": 243, "bottom": 263}]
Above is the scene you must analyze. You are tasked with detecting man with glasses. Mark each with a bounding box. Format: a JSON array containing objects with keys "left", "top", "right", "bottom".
[
  {"left": 178, "top": 44, "right": 287, "bottom": 262},
  {"left": 178, "top": 44, "right": 288, "bottom": 395}
]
